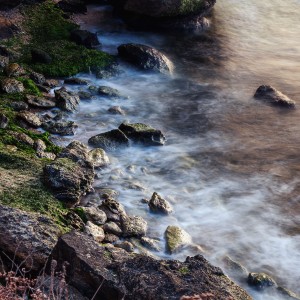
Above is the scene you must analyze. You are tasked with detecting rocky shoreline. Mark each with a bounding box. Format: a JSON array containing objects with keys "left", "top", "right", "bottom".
[{"left": 0, "top": 0, "right": 298, "bottom": 299}]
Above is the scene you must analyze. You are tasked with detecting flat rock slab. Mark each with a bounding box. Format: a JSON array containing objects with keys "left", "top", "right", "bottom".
[{"left": 50, "top": 231, "right": 252, "bottom": 300}]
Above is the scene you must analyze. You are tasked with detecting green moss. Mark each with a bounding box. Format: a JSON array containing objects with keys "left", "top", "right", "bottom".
[
  {"left": 73, "top": 207, "right": 88, "bottom": 223},
  {"left": 178, "top": 266, "right": 189, "bottom": 275},
  {"left": 17, "top": 77, "right": 42, "bottom": 96}
]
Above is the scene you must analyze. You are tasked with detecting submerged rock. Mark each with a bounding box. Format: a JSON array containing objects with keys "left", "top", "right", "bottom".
[
  {"left": 148, "top": 192, "right": 173, "bottom": 215},
  {"left": 108, "top": 106, "right": 126, "bottom": 115},
  {"left": 94, "top": 62, "right": 120, "bottom": 79},
  {"left": 55, "top": 87, "right": 80, "bottom": 112},
  {"left": 0, "top": 205, "right": 60, "bottom": 271},
  {"left": 277, "top": 286, "right": 300, "bottom": 300},
  {"left": 50, "top": 231, "right": 252, "bottom": 300},
  {"left": 165, "top": 225, "right": 192, "bottom": 254},
  {"left": 70, "top": 29, "right": 100, "bottom": 49},
  {"left": 247, "top": 272, "right": 277, "bottom": 290},
  {"left": 254, "top": 85, "right": 296, "bottom": 108},
  {"left": 43, "top": 158, "right": 95, "bottom": 207},
  {"left": 223, "top": 256, "right": 248, "bottom": 278},
  {"left": 64, "top": 77, "right": 90, "bottom": 85},
  {"left": 118, "top": 43, "right": 174, "bottom": 74},
  {"left": 140, "top": 236, "right": 161, "bottom": 252},
  {"left": 98, "top": 86, "right": 122, "bottom": 98},
  {"left": 57, "top": 0, "right": 87, "bottom": 14},
  {"left": 88, "top": 129, "right": 130, "bottom": 151},
  {"left": 1, "top": 78, "right": 24, "bottom": 93},
  {"left": 88, "top": 148, "right": 110, "bottom": 168},
  {"left": 119, "top": 122, "right": 166, "bottom": 146}
]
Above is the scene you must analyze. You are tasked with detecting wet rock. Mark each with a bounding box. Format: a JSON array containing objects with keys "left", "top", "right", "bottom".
[
  {"left": 108, "top": 105, "right": 125, "bottom": 115},
  {"left": 58, "top": 140, "right": 91, "bottom": 165},
  {"left": 0, "top": 205, "right": 60, "bottom": 271},
  {"left": 118, "top": 43, "right": 174, "bottom": 74},
  {"left": 66, "top": 210, "right": 85, "bottom": 230},
  {"left": 115, "top": 241, "right": 134, "bottom": 252},
  {"left": 98, "top": 86, "right": 122, "bottom": 98},
  {"left": 247, "top": 272, "right": 277, "bottom": 290},
  {"left": 36, "top": 84, "right": 51, "bottom": 93},
  {"left": 121, "top": 215, "right": 147, "bottom": 237},
  {"left": 94, "top": 62, "right": 120, "bottom": 79},
  {"left": 223, "top": 256, "right": 248, "bottom": 277},
  {"left": 55, "top": 87, "right": 80, "bottom": 112},
  {"left": 44, "top": 79, "right": 60, "bottom": 88},
  {"left": 84, "top": 221, "right": 105, "bottom": 243},
  {"left": 80, "top": 206, "right": 107, "bottom": 225},
  {"left": 277, "top": 286, "right": 300, "bottom": 300},
  {"left": 50, "top": 231, "right": 252, "bottom": 300},
  {"left": 0, "top": 113, "right": 8, "bottom": 129},
  {"left": 88, "top": 148, "right": 110, "bottom": 168},
  {"left": 29, "top": 71, "right": 46, "bottom": 85},
  {"left": 43, "top": 121, "right": 78, "bottom": 136},
  {"left": 4, "top": 63, "right": 26, "bottom": 77},
  {"left": 9, "top": 131, "right": 34, "bottom": 146},
  {"left": 31, "top": 48, "right": 52, "bottom": 64},
  {"left": 1, "top": 78, "right": 24, "bottom": 93},
  {"left": 103, "top": 233, "right": 120, "bottom": 244},
  {"left": 97, "top": 188, "right": 119, "bottom": 200},
  {"left": 99, "top": 198, "right": 127, "bottom": 223},
  {"left": 88, "top": 129, "right": 130, "bottom": 151},
  {"left": 17, "top": 111, "right": 42, "bottom": 128},
  {"left": 57, "top": 0, "right": 87, "bottom": 14},
  {"left": 64, "top": 77, "right": 90, "bottom": 85},
  {"left": 119, "top": 122, "right": 166, "bottom": 146},
  {"left": 10, "top": 101, "right": 29, "bottom": 111},
  {"left": 34, "top": 139, "right": 47, "bottom": 153},
  {"left": 70, "top": 29, "right": 100, "bottom": 49},
  {"left": 165, "top": 225, "right": 192, "bottom": 254},
  {"left": 78, "top": 91, "right": 93, "bottom": 100},
  {"left": 43, "top": 158, "right": 95, "bottom": 207},
  {"left": 254, "top": 85, "right": 296, "bottom": 108},
  {"left": 103, "top": 221, "right": 123, "bottom": 236},
  {"left": 26, "top": 95, "right": 56, "bottom": 108},
  {"left": 0, "top": 55, "right": 9, "bottom": 69},
  {"left": 148, "top": 192, "right": 173, "bottom": 215},
  {"left": 140, "top": 236, "right": 161, "bottom": 252}
]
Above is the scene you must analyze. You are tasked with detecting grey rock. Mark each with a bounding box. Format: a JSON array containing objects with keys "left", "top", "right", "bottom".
[
  {"left": 119, "top": 122, "right": 166, "bottom": 146},
  {"left": 223, "top": 256, "right": 249, "bottom": 278},
  {"left": 88, "top": 148, "right": 110, "bottom": 168},
  {"left": 118, "top": 43, "right": 174, "bottom": 74},
  {"left": 34, "top": 139, "right": 47, "bottom": 153},
  {"left": 103, "top": 221, "right": 123, "bottom": 236},
  {"left": 30, "top": 71, "right": 46, "bottom": 85},
  {"left": 0, "top": 113, "right": 8, "bottom": 129},
  {"left": 98, "top": 86, "right": 122, "bottom": 98},
  {"left": 148, "top": 192, "right": 173, "bottom": 215},
  {"left": 254, "top": 85, "right": 296, "bottom": 108},
  {"left": 17, "top": 111, "right": 42, "bottom": 128},
  {"left": 81, "top": 206, "right": 107, "bottom": 225},
  {"left": 55, "top": 87, "right": 80, "bottom": 112},
  {"left": 50, "top": 231, "right": 252, "bottom": 300},
  {"left": 78, "top": 91, "right": 93, "bottom": 100},
  {"left": 108, "top": 106, "right": 125, "bottom": 115},
  {"left": 37, "top": 151, "right": 56, "bottom": 160},
  {"left": 88, "top": 129, "right": 130, "bottom": 151},
  {"left": 165, "top": 225, "right": 192, "bottom": 254},
  {"left": 0, "top": 55, "right": 9, "bottom": 69},
  {"left": 58, "top": 140, "right": 91, "bottom": 165},
  {"left": 277, "top": 286, "right": 300, "bottom": 300},
  {"left": 140, "top": 236, "right": 161, "bottom": 252},
  {"left": 0, "top": 205, "right": 60, "bottom": 271},
  {"left": 103, "top": 233, "right": 119, "bottom": 243},
  {"left": 84, "top": 221, "right": 105, "bottom": 243},
  {"left": 94, "top": 62, "right": 120, "bottom": 79},
  {"left": 9, "top": 131, "right": 34, "bottom": 146},
  {"left": 247, "top": 272, "right": 277, "bottom": 290},
  {"left": 44, "top": 79, "right": 60, "bottom": 88},
  {"left": 43, "top": 121, "right": 78, "bottom": 136},
  {"left": 121, "top": 215, "right": 147, "bottom": 237},
  {"left": 43, "top": 158, "right": 95, "bottom": 207},
  {"left": 99, "top": 198, "right": 127, "bottom": 223},
  {"left": 11, "top": 101, "right": 28, "bottom": 111},
  {"left": 1, "top": 78, "right": 24, "bottom": 93},
  {"left": 115, "top": 241, "right": 134, "bottom": 252},
  {"left": 26, "top": 95, "right": 56, "bottom": 108},
  {"left": 64, "top": 77, "right": 90, "bottom": 85}
]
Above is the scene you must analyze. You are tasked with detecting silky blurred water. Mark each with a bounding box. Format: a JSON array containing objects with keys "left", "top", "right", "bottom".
[{"left": 59, "top": 1, "right": 300, "bottom": 298}]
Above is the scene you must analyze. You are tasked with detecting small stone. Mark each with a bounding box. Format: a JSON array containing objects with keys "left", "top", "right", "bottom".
[
  {"left": 81, "top": 206, "right": 107, "bottom": 225},
  {"left": 247, "top": 272, "right": 277, "bottom": 290},
  {"left": 108, "top": 106, "right": 125, "bottom": 115},
  {"left": 115, "top": 241, "right": 134, "bottom": 252},
  {"left": 88, "top": 148, "right": 110, "bottom": 168},
  {"left": 103, "top": 221, "right": 123, "bottom": 236},
  {"left": 5, "top": 63, "right": 26, "bottom": 77},
  {"left": 165, "top": 225, "right": 192, "bottom": 254},
  {"left": 30, "top": 71, "right": 46, "bottom": 85},
  {"left": 9, "top": 131, "right": 34, "bottom": 146},
  {"left": 148, "top": 192, "right": 173, "bottom": 215},
  {"left": 84, "top": 221, "right": 105, "bottom": 243},
  {"left": 10, "top": 101, "right": 28, "bottom": 111},
  {"left": 78, "top": 91, "right": 93, "bottom": 100},
  {"left": 1, "top": 78, "right": 24, "bottom": 93},
  {"left": 0, "top": 113, "right": 8, "bottom": 129},
  {"left": 17, "top": 111, "right": 42, "bottom": 128},
  {"left": 34, "top": 139, "right": 47, "bottom": 153},
  {"left": 121, "top": 216, "right": 147, "bottom": 237},
  {"left": 97, "top": 188, "right": 119, "bottom": 200},
  {"left": 64, "top": 77, "right": 90, "bottom": 85},
  {"left": 103, "top": 233, "right": 119, "bottom": 243},
  {"left": 140, "top": 236, "right": 161, "bottom": 252},
  {"left": 44, "top": 79, "right": 60, "bottom": 88},
  {"left": 98, "top": 86, "right": 122, "bottom": 98}
]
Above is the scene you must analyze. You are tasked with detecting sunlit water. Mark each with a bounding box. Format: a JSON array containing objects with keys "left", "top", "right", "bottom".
[{"left": 55, "top": 1, "right": 300, "bottom": 298}]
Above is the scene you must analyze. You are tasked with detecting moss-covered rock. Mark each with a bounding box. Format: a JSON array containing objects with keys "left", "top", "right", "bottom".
[
  {"left": 165, "top": 225, "right": 192, "bottom": 254},
  {"left": 247, "top": 272, "right": 277, "bottom": 290}
]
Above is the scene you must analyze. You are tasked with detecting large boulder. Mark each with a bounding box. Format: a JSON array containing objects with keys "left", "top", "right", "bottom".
[
  {"left": 254, "top": 85, "right": 296, "bottom": 108},
  {"left": 1, "top": 78, "right": 24, "bottom": 93},
  {"left": 43, "top": 158, "right": 95, "bottom": 207},
  {"left": 118, "top": 43, "right": 173, "bottom": 74},
  {"left": 50, "top": 231, "right": 252, "bottom": 300},
  {"left": 148, "top": 192, "right": 173, "bottom": 214},
  {"left": 55, "top": 87, "right": 80, "bottom": 112},
  {"left": 43, "top": 120, "right": 78, "bottom": 136},
  {"left": 0, "top": 205, "right": 60, "bottom": 271},
  {"left": 165, "top": 225, "right": 192, "bottom": 254},
  {"left": 119, "top": 122, "right": 166, "bottom": 146}
]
